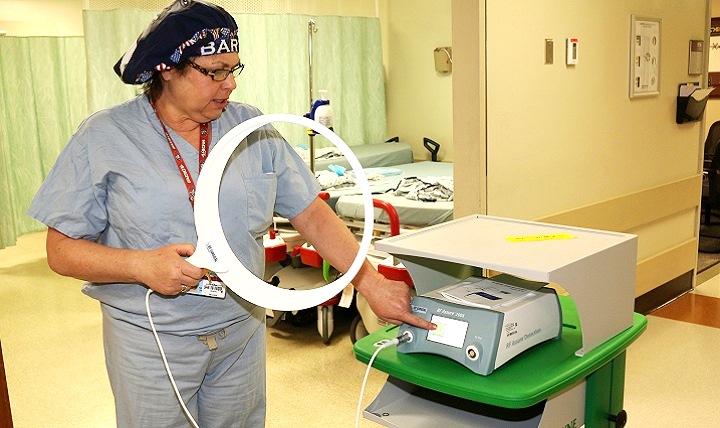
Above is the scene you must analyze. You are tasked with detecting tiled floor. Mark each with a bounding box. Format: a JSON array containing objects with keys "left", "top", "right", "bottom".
[
  {"left": 2, "top": 231, "right": 720, "bottom": 427},
  {"left": 623, "top": 274, "right": 720, "bottom": 426}
]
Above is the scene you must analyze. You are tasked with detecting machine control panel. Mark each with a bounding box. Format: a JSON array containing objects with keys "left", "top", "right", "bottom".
[{"left": 397, "top": 275, "right": 562, "bottom": 375}]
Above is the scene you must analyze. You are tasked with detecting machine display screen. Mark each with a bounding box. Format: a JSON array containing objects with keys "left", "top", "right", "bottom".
[{"left": 426, "top": 315, "right": 469, "bottom": 348}]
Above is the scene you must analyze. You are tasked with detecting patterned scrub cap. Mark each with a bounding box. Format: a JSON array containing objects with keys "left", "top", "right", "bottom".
[{"left": 114, "top": 0, "right": 239, "bottom": 84}]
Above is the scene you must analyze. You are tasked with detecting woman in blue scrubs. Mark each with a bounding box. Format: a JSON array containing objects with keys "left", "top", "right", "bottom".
[{"left": 27, "top": 1, "right": 432, "bottom": 426}]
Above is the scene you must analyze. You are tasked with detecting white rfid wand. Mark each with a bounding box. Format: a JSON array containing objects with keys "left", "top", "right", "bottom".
[{"left": 184, "top": 113, "right": 374, "bottom": 311}]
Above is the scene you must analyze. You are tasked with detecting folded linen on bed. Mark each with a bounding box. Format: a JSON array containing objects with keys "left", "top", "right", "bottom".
[
  {"left": 294, "top": 146, "right": 343, "bottom": 162},
  {"left": 315, "top": 170, "right": 384, "bottom": 190},
  {"left": 393, "top": 176, "right": 454, "bottom": 202}
]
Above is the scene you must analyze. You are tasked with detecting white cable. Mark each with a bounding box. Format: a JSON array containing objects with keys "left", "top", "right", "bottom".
[
  {"left": 355, "top": 332, "right": 412, "bottom": 427},
  {"left": 356, "top": 339, "right": 398, "bottom": 428},
  {"left": 145, "top": 289, "right": 201, "bottom": 428}
]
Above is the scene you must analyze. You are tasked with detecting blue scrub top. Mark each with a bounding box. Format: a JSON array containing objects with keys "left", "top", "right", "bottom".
[{"left": 28, "top": 95, "right": 320, "bottom": 335}]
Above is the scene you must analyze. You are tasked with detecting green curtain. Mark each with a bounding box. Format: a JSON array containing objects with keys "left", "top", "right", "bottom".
[
  {"left": 83, "top": 10, "right": 387, "bottom": 147},
  {"left": 0, "top": 11, "right": 386, "bottom": 249},
  {"left": 0, "top": 37, "right": 87, "bottom": 248}
]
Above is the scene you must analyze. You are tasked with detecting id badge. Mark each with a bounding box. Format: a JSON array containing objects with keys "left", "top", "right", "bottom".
[{"left": 188, "top": 270, "right": 226, "bottom": 299}]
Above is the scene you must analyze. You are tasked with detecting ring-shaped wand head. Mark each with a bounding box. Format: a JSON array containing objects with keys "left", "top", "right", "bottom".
[{"left": 185, "top": 114, "right": 374, "bottom": 311}]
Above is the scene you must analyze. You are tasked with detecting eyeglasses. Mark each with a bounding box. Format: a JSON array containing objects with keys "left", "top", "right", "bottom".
[{"left": 187, "top": 60, "right": 245, "bottom": 81}]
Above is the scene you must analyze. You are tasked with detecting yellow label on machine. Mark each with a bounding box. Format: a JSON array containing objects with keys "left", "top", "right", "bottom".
[{"left": 505, "top": 233, "right": 576, "bottom": 242}]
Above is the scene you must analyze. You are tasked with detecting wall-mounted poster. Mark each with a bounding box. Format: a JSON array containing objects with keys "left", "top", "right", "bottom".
[{"left": 630, "top": 15, "right": 661, "bottom": 98}]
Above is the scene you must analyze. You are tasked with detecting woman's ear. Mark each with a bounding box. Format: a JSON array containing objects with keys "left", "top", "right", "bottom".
[{"left": 159, "top": 68, "right": 174, "bottom": 82}]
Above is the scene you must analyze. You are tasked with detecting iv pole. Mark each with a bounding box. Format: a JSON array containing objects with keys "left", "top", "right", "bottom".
[{"left": 307, "top": 19, "right": 318, "bottom": 173}]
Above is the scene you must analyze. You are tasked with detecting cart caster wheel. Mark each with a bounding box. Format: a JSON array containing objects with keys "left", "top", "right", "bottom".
[
  {"left": 349, "top": 314, "right": 369, "bottom": 344},
  {"left": 317, "top": 305, "right": 333, "bottom": 345},
  {"left": 609, "top": 410, "right": 627, "bottom": 428}
]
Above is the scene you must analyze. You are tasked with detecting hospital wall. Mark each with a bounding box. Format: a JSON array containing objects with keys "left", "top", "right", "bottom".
[
  {"left": 377, "top": 0, "right": 454, "bottom": 162},
  {"left": 452, "top": 0, "right": 707, "bottom": 306},
  {"left": 0, "top": 0, "right": 84, "bottom": 36}
]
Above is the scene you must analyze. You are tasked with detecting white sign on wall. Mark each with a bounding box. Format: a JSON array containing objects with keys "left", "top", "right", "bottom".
[{"left": 629, "top": 15, "right": 661, "bottom": 98}]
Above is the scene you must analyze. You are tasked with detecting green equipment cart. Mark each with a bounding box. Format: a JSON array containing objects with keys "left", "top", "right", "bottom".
[{"left": 353, "top": 215, "right": 647, "bottom": 427}]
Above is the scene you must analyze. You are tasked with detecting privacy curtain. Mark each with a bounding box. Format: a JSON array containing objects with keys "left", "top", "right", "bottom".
[
  {"left": 0, "top": 37, "right": 88, "bottom": 248},
  {"left": 0, "top": 11, "right": 386, "bottom": 248}
]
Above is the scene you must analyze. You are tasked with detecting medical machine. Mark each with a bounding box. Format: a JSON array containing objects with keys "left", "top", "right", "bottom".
[
  {"left": 397, "top": 274, "right": 561, "bottom": 375},
  {"left": 354, "top": 215, "right": 646, "bottom": 428}
]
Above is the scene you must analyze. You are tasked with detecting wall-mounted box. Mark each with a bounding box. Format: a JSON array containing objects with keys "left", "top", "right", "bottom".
[{"left": 676, "top": 87, "right": 713, "bottom": 124}]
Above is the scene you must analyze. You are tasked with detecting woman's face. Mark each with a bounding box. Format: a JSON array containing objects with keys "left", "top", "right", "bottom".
[{"left": 161, "top": 52, "right": 240, "bottom": 124}]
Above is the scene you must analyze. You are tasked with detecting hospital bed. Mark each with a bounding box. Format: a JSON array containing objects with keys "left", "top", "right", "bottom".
[
  {"left": 332, "top": 160, "right": 454, "bottom": 229},
  {"left": 295, "top": 161, "right": 453, "bottom": 341},
  {"left": 296, "top": 138, "right": 413, "bottom": 171},
  {"left": 265, "top": 147, "right": 452, "bottom": 343},
  {"left": 317, "top": 160, "right": 454, "bottom": 342}
]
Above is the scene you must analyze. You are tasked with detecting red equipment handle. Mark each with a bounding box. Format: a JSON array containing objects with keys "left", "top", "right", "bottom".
[{"left": 371, "top": 199, "right": 400, "bottom": 237}]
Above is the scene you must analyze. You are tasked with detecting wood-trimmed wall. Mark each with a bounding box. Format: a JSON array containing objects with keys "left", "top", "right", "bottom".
[{"left": 537, "top": 174, "right": 701, "bottom": 298}]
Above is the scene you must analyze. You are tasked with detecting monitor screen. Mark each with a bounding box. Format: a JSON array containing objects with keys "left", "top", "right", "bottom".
[{"left": 427, "top": 315, "right": 469, "bottom": 348}]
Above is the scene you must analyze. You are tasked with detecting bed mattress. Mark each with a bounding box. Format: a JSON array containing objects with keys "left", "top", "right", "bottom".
[
  {"left": 333, "top": 161, "right": 453, "bottom": 227},
  {"left": 305, "top": 142, "right": 414, "bottom": 171}
]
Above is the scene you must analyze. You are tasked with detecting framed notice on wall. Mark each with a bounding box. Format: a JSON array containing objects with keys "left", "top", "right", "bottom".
[
  {"left": 689, "top": 40, "right": 704, "bottom": 75},
  {"left": 629, "top": 15, "right": 661, "bottom": 98}
]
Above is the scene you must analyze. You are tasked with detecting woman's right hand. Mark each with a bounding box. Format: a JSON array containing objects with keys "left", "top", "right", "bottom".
[
  {"left": 135, "top": 244, "right": 205, "bottom": 296},
  {"left": 46, "top": 228, "right": 204, "bottom": 296}
]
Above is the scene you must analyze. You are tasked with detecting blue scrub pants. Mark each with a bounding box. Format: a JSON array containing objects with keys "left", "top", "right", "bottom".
[{"left": 102, "top": 305, "right": 267, "bottom": 428}]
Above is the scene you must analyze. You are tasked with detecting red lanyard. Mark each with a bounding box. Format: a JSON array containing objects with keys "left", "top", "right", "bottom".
[{"left": 153, "top": 106, "right": 209, "bottom": 208}]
